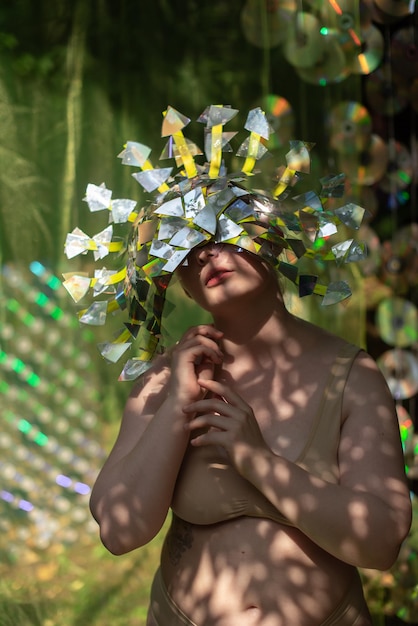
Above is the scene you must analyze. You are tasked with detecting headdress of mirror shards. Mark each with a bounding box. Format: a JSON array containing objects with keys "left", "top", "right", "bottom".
[{"left": 63, "top": 105, "right": 367, "bottom": 381}]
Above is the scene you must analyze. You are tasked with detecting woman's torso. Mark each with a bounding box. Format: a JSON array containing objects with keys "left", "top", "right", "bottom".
[{"left": 160, "top": 330, "right": 371, "bottom": 625}]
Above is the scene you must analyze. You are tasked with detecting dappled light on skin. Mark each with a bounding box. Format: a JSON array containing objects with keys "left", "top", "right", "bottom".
[
  {"left": 349, "top": 500, "right": 370, "bottom": 540},
  {"left": 92, "top": 328, "right": 410, "bottom": 619},
  {"left": 159, "top": 509, "right": 374, "bottom": 625},
  {"left": 148, "top": 328, "right": 408, "bottom": 621},
  {"left": 96, "top": 483, "right": 144, "bottom": 555},
  {"left": 89, "top": 246, "right": 410, "bottom": 625}
]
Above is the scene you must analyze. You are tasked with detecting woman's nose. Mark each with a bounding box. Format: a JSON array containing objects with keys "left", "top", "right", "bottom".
[{"left": 196, "top": 243, "right": 224, "bottom": 266}]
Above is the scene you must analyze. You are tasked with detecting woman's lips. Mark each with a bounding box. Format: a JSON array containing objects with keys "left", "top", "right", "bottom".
[{"left": 205, "top": 269, "right": 232, "bottom": 287}]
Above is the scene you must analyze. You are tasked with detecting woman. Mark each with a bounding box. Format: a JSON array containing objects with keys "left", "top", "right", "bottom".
[{"left": 89, "top": 240, "right": 411, "bottom": 626}]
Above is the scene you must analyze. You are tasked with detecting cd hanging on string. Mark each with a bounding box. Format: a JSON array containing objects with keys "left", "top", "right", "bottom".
[
  {"left": 393, "top": 223, "right": 418, "bottom": 256},
  {"left": 319, "top": 0, "right": 362, "bottom": 56},
  {"left": 365, "top": 63, "right": 410, "bottom": 115},
  {"left": 255, "top": 94, "right": 295, "bottom": 149},
  {"left": 241, "top": 0, "right": 296, "bottom": 48},
  {"left": 283, "top": 12, "right": 326, "bottom": 68},
  {"left": 328, "top": 101, "right": 373, "bottom": 154},
  {"left": 377, "top": 349, "right": 418, "bottom": 400},
  {"left": 376, "top": 297, "right": 418, "bottom": 348},
  {"left": 320, "top": 0, "right": 373, "bottom": 30},
  {"left": 391, "top": 26, "right": 418, "bottom": 79},
  {"left": 337, "top": 134, "right": 389, "bottom": 186},
  {"left": 392, "top": 223, "right": 418, "bottom": 288},
  {"left": 379, "top": 140, "right": 413, "bottom": 194},
  {"left": 380, "top": 225, "right": 418, "bottom": 292},
  {"left": 296, "top": 31, "right": 349, "bottom": 85},
  {"left": 373, "top": 0, "right": 412, "bottom": 19},
  {"left": 350, "top": 24, "right": 384, "bottom": 74},
  {"left": 357, "top": 224, "right": 381, "bottom": 275}
]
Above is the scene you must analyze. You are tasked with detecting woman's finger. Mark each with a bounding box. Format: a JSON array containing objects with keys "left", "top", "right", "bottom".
[
  {"left": 182, "top": 325, "right": 223, "bottom": 342},
  {"left": 190, "top": 430, "right": 229, "bottom": 447},
  {"left": 196, "top": 378, "right": 250, "bottom": 410},
  {"left": 183, "top": 396, "right": 233, "bottom": 416},
  {"left": 185, "top": 413, "right": 229, "bottom": 432}
]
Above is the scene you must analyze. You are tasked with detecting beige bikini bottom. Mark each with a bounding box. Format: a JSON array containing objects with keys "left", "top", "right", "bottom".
[{"left": 146, "top": 567, "right": 372, "bottom": 626}]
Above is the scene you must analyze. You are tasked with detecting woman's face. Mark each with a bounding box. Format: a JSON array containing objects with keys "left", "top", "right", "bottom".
[{"left": 176, "top": 243, "right": 279, "bottom": 314}]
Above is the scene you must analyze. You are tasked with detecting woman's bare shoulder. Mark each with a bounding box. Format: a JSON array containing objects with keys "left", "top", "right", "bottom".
[{"left": 289, "top": 314, "right": 357, "bottom": 359}]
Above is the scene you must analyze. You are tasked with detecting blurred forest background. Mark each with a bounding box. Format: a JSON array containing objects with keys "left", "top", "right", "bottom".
[{"left": 1, "top": 0, "right": 418, "bottom": 624}]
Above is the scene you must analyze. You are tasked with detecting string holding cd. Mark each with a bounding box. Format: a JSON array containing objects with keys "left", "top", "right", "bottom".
[
  {"left": 379, "top": 140, "right": 413, "bottom": 194},
  {"left": 328, "top": 101, "right": 373, "bottom": 155},
  {"left": 283, "top": 12, "right": 326, "bottom": 68},
  {"left": 350, "top": 24, "right": 384, "bottom": 74},
  {"left": 337, "top": 134, "right": 389, "bottom": 186},
  {"left": 390, "top": 26, "right": 418, "bottom": 79},
  {"left": 296, "top": 31, "right": 350, "bottom": 85},
  {"left": 376, "top": 296, "right": 418, "bottom": 348},
  {"left": 365, "top": 63, "right": 410, "bottom": 115},
  {"left": 377, "top": 349, "right": 418, "bottom": 400}
]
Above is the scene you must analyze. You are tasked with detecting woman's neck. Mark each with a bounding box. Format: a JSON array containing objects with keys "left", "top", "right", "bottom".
[{"left": 213, "top": 295, "right": 293, "bottom": 358}]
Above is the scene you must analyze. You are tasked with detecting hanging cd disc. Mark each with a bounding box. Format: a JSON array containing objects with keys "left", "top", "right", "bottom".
[
  {"left": 392, "top": 223, "right": 418, "bottom": 288},
  {"left": 320, "top": 0, "right": 373, "bottom": 30},
  {"left": 380, "top": 241, "right": 411, "bottom": 293},
  {"left": 391, "top": 26, "right": 418, "bottom": 79},
  {"left": 377, "top": 349, "right": 418, "bottom": 400},
  {"left": 296, "top": 32, "right": 349, "bottom": 85},
  {"left": 337, "top": 134, "right": 389, "bottom": 185},
  {"left": 241, "top": 0, "right": 296, "bottom": 48},
  {"left": 351, "top": 24, "right": 384, "bottom": 74},
  {"left": 365, "top": 63, "right": 410, "bottom": 115},
  {"left": 373, "top": 0, "right": 412, "bottom": 18},
  {"left": 321, "top": 0, "right": 358, "bottom": 31},
  {"left": 392, "top": 223, "right": 418, "bottom": 256},
  {"left": 379, "top": 140, "right": 413, "bottom": 194},
  {"left": 328, "top": 101, "right": 373, "bottom": 154},
  {"left": 256, "top": 94, "right": 295, "bottom": 149},
  {"left": 357, "top": 224, "right": 381, "bottom": 275},
  {"left": 319, "top": 0, "right": 362, "bottom": 55},
  {"left": 283, "top": 12, "right": 326, "bottom": 68},
  {"left": 376, "top": 297, "right": 418, "bottom": 347}
]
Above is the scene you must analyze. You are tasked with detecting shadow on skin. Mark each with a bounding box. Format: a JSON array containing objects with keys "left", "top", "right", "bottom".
[{"left": 95, "top": 334, "right": 409, "bottom": 625}]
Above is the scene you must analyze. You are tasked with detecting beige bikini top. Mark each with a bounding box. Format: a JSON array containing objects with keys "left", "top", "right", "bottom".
[{"left": 171, "top": 343, "right": 361, "bottom": 526}]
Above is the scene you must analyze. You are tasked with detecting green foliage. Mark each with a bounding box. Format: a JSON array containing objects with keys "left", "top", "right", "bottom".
[{"left": 0, "top": 525, "right": 166, "bottom": 625}]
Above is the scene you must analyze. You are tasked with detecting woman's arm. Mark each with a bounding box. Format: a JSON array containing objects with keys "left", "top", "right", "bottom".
[
  {"left": 89, "top": 325, "right": 224, "bottom": 555},
  {"left": 89, "top": 358, "right": 189, "bottom": 555},
  {"left": 184, "top": 353, "right": 412, "bottom": 570}
]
